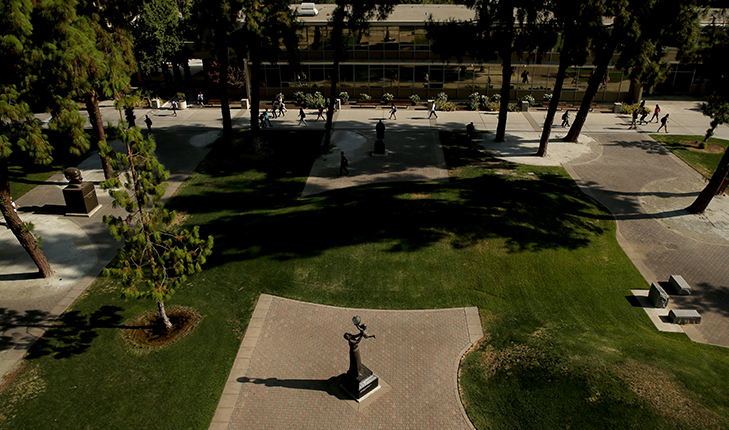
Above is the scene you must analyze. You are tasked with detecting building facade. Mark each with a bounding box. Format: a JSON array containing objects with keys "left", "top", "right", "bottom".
[{"left": 246, "top": 4, "right": 710, "bottom": 102}]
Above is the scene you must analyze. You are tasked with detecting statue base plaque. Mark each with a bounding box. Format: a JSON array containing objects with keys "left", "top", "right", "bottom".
[
  {"left": 341, "top": 365, "right": 380, "bottom": 402},
  {"left": 63, "top": 182, "right": 99, "bottom": 216}
]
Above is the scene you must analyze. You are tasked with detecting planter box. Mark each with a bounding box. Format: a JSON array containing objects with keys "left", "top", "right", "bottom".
[
  {"left": 151, "top": 98, "right": 162, "bottom": 109},
  {"left": 179, "top": 100, "right": 187, "bottom": 110}
]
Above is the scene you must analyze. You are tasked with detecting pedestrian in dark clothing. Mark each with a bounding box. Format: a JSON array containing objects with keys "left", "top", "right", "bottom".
[
  {"left": 466, "top": 122, "right": 475, "bottom": 140},
  {"left": 639, "top": 107, "right": 648, "bottom": 125},
  {"left": 561, "top": 110, "right": 570, "bottom": 128},
  {"left": 271, "top": 101, "right": 278, "bottom": 118},
  {"left": 657, "top": 114, "right": 669, "bottom": 133},
  {"left": 144, "top": 115, "right": 153, "bottom": 134},
  {"left": 279, "top": 101, "right": 287, "bottom": 117},
  {"left": 316, "top": 106, "right": 325, "bottom": 121},
  {"left": 171, "top": 100, "right": 177, "bottom": 117},
  {"left": 339, "top": 151, "right": 349, "bottom": 176},
  {"left": 298, "top": 108, "right": 307, "bottom": 126}
]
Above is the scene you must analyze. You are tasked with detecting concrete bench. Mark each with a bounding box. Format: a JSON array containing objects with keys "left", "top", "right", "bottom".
[
  {"left": 669, "top": 275, "right": 692, "bottom": 295},
  {"left": 648, "top": 283, "right": 669, "bottom": 308},
  {"left": 669, "top": 309, "right": 701, "bottom": 324}
]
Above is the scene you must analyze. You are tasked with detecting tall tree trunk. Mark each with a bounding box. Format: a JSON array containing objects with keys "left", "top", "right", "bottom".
[
  {"left": 0, "top": 161, "right": 53, "bottom": 278},
  {"left": 158, "top": 301, "right": 173, "bottom": 330},
  {"left": 183, "top": 59, "right": 191, "bottom": 87},
  {"left": 564, "top": 41, "right": 617, "bottom": 142},
  {"left": 495, "top": 8, "right": 514, "bottom": 143},
  {"left": 496, "top": 61, "right": 512, "bottom": 142},
  {"left": 84, "top": 91, "right": 113, "bottom": 179},
  {"left": 249, "top": 49, "right": 262, "bottom": 153},
  {"left": 537, "top": 59, "right": 569, "bottom": 157},
  {"left": 218, "top": 47, "right": 233, "bottom": 138},
  {"left": 325, "top": 8, "right": 346, "bottom": 150},
  {"left": 686, "top": 148, "right": 729, "bottom": 213}
]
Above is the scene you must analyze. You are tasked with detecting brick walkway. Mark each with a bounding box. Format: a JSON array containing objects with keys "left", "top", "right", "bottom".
[
  {"left": 210, "top": 295, "right": 483, "bottom": 430},
  {"left": 565, "top": 134, "right": 729, "bottom": 347}
]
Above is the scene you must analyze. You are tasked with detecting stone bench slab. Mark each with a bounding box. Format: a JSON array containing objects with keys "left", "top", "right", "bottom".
[
  {"left": 669, "top": 275, "right": 692, "bottom": 295},
  {"left": 648, "top": 283, "right": 669, "bottom": 308},
  {"left": 669, "top": 309, "right": 701, "bottom": 324}
]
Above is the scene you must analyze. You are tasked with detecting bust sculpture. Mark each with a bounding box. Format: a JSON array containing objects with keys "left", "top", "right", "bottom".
[{"left": 64, "top": 167, "right": 84, "bottom": 187}]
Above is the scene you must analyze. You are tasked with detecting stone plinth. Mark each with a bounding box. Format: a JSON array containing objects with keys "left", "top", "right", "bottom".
[
  {"left": 62, "top": 182, "right": 99, "bottom": 215},
  {"left": 669, "top": 309, "right": 701, "bottom": 324},
  {"left": 341, "top": 365, "right": 380, "bottom": 402},
  {"left": 669, "top": 275, "right": 692, "bottom": 295},
  {"left": 648, "top": 283, "right": 669, "bottom": 308}
]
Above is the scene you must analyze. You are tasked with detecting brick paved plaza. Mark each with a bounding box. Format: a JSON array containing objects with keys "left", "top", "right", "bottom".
[{"left": 210, "top": 295, "right": 483, "bottom": 430}]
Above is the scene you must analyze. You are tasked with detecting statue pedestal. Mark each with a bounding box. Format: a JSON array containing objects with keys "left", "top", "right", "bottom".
[
  {"left": 63, "top": 182, "right": 100, "bottom": 216},
  {"left": 341, "top": 365, "right": 380, "bottom": 402},
  {"left": 372, "top": 140, "right": 388, "bottom": 158}
]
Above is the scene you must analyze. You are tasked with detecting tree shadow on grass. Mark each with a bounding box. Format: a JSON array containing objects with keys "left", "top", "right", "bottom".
[
  {"left": 24, "top": 305, "right": 125, "bottom": 360},
  {"left": 166, "top": 132, "right": 612, "bottom": 272}
]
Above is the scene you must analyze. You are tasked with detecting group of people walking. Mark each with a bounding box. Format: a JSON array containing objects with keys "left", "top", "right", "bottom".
[{"left": 628, "top": 101, "right": 669, "bottom": 132}]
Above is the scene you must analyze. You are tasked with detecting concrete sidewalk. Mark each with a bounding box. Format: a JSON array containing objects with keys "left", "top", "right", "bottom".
[{"left": 2, "top": 97, "right": 729, "bottom": 388}]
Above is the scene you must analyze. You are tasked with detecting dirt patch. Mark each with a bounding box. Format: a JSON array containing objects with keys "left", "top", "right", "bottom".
[
  {"left": 121, "top": 306, "right": 203, "bottom": 352},
  {"left": 168, "top": 211, "right": 188, "bottom": 228},
  {"left": 613, "top": 359, "right": 723, "bottom": 428},
  {"left": 682, "top": 140, "right": 725, "bottom": 153}
]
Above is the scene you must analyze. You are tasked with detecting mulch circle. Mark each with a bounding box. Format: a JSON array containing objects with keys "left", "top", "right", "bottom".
[
  {"left": 121, "top": 306, "right": 203, "bottom": 352},
  {"left": 682, "top": 140, "right": 724, "bottom": 153}
]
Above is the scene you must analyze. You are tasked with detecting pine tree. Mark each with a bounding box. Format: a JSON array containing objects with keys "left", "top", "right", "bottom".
[
  {"left": 1, "top": 0, "right": 94, "bottom": 277},
  {"left": 101, "top": 125, "right": 213, "bottom": 329}
]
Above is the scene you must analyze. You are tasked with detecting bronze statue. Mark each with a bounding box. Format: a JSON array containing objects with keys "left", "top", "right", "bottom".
[
  {"left": 344, "top": 316, "right": 376, "bottom": 380},
  {"left": 64, "top": 167, "right": 83, "bottom": 187}
]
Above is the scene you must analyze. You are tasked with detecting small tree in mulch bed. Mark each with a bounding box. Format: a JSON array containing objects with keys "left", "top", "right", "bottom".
[{"left": 101, "top": 124, "right": 214, "bottom": 330}]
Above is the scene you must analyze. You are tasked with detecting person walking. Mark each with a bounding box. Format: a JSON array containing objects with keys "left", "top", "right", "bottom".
[
  {"left": 561, "top": 110, "right": 570, "bottom": 128},
  {"left": 264, "top": 109, "right": 273, "bottom": 128},
  {"left": 428, "top": 102, "right": 438, "bottom": 119},
  {"left": 279, "top": 101, "right": 287, "bottom": 117},
  {"left": 271, "top": 101, "right": 278, "bottom": 118},
  {"left": 144, "top": 115, "right": 153, "bottom": 134},
  {"left": 466, "top": 122, "right": 475, "bottom": 140},
  {"left": 298, "top": 107, "right": 307, "bottom": 126},
  {"left": 171, "top": 100, "right": 178, "bottom": 117},
  {"left": 389, "top": 103, "right": 397, "bottom": 120},
  {"left": 650, "top": 104, "right": 660, "bottom": 123},
  {"left": 629, "top": 109, "right": 638, "bottom": 129},
  {"left": 657, "top": 114, "right": 670, "bottom": 133},
  {"left": 639, "top": 107, "right": 649, "bottom": 125},
  {"left": 316, "top": 106, "right": 325, "bottom": 121},
  {"left": 339, "top": 151, "right": 349, "bottom": 176},
  {"left": 197, "top": 91, "right": 204, "bottom": 108}
]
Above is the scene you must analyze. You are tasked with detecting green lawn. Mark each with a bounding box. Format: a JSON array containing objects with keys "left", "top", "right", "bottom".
[
  {"left": 2, "top": 131, "right": 729, "bottom": 429},
  {"left": 650, "top": 134, "right": 729, "bottom": 179},
  {"left": 6, "top": 136, "right": 94, "bottom": 200}
]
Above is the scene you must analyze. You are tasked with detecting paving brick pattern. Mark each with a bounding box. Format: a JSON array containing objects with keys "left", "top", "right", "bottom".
[
  {"left": 566, "top": 134, "right": 729, "bottom": 347},
  {"left": 222, "top": 296, "right": 481, "bottom": 430}
]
